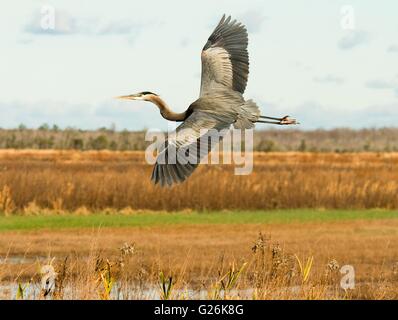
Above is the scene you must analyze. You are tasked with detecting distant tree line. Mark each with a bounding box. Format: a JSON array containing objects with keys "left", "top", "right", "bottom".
[
  {"left": 253, "top": 127, "right": 398, "bottom": 152},
  {"left": 0, "top": 124, "right": 397, "bottom": 152}
]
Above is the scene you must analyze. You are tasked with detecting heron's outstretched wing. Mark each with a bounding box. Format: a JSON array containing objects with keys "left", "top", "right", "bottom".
[
  {"left": 151, "top": 110, "right": 234, "bottom": 187},
  {"left": 200, "top": 15, "right": 249, "bottom": 96}
]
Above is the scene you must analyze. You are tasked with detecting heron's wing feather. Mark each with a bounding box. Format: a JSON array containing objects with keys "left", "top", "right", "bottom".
[
  {"left": 151, "top": 110, "right": 233, "bottom": 187},
  {"left": 200, "top": 15, "right": 249, "bottom": 96}
]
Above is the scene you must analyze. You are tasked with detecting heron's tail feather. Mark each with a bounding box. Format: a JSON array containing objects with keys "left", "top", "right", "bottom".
[{"left": 234, "top": 99, "right": 260, "bottom": 129}]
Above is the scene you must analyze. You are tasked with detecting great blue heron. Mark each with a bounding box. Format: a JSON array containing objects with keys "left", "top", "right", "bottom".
[{"left": 117, "top": 15, "right": 298, "bottom": 186}]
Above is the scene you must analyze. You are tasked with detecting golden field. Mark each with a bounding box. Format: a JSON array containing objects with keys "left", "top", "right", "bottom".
[
  {"left": 1, "top": 216, "right": 398, "bottom": 299},
  {"left": 0, "top": 150, "right": 397, "bottom": 300},
  {"left": 0, "top": 150, "right": 397, "bottom": 213}
]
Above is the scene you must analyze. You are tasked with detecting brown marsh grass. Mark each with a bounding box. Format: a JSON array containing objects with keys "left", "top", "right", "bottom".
[
  {"left": 0, "top": 150, "right": 397, "bottom": 212},
  {"left": 1, "top": 150, "right": 397, "bottom": 300},
  {"left": 1, "top": 219, "right": 397, "bottom": 299}
]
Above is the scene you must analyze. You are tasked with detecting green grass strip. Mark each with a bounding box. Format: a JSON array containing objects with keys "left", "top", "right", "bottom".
[{"left": 0, "top": 209, "right": 397, "bottom": 232}]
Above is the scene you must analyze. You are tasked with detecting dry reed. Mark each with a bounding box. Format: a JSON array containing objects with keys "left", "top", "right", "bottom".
[
  {"left": 0, "top": 150, "right": 397, "bottom": 212},
  {"left": 1, "top": 228, "right": 397, "bottom": 300}
]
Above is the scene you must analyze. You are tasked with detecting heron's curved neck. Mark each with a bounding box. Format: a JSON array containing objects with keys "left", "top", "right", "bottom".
[{"left": 149, "top": 95, "right": 186, "bottom": 122}]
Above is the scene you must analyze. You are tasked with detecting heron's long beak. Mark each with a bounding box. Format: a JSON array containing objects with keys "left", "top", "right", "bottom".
[{"left": 115, "top": 94, "right": 141, "bottom": 100}]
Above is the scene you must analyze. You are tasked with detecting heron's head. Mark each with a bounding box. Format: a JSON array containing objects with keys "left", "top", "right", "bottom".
[{"left": 116, "top": 91, "right": 158, "bottom": 102}]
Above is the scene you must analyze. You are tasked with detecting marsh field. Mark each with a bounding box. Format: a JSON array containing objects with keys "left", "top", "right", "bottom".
[{"left": 0, "top": 150, "right": 397, "bottom": 300}]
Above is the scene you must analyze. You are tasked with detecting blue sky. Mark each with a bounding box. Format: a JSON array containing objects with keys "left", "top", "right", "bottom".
[{"left": 0, "top": 0, "right": 397, "bottom": 130}]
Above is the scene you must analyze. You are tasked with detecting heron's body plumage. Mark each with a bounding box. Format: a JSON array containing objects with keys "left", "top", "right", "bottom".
[
  {"left": 151, "top": 15, "right": 260, "bottom": 186},
  {"left": 118, "top": 15, "right": 298, "bottom": 186}
]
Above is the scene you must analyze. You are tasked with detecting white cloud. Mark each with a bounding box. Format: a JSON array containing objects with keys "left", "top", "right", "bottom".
[
  {"left": 290, "top": 101, "right": 398, "bottom": 129},
  {"left": 313, "top": 75, "right": 344, "bottom": 85},
  {"left": 0, "top": 99, "right": 166, "bottom": 130},
  {"left": 387, "top": 44, "right": 398, "bottom": 53},
  {"left": 1, "top": 1, "right": 397, "bottom": 130},
  {"left": 366, "top": 80, "right": 394, "bottom": 89},
  {"left": 338, "top": 30, "right": 370, "bottom": 50},
  {"left": 237, "top": 9, "right": 267, "bottom": 34},
  {"left": 24, "top": 10, "right": 145, "bottom": 37},
  {"left": 366, "top": 78, "right": 398, "bottom": 97}
]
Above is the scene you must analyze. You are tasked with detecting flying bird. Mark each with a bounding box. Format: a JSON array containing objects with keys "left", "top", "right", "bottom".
[{"left": 117, "top": 15, "right": 298, "bottom": 187}]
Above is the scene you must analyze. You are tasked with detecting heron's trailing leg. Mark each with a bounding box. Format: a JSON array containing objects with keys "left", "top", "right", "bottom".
[{"left": 257, "top": 115, "right": 299, "bottom": 125}]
